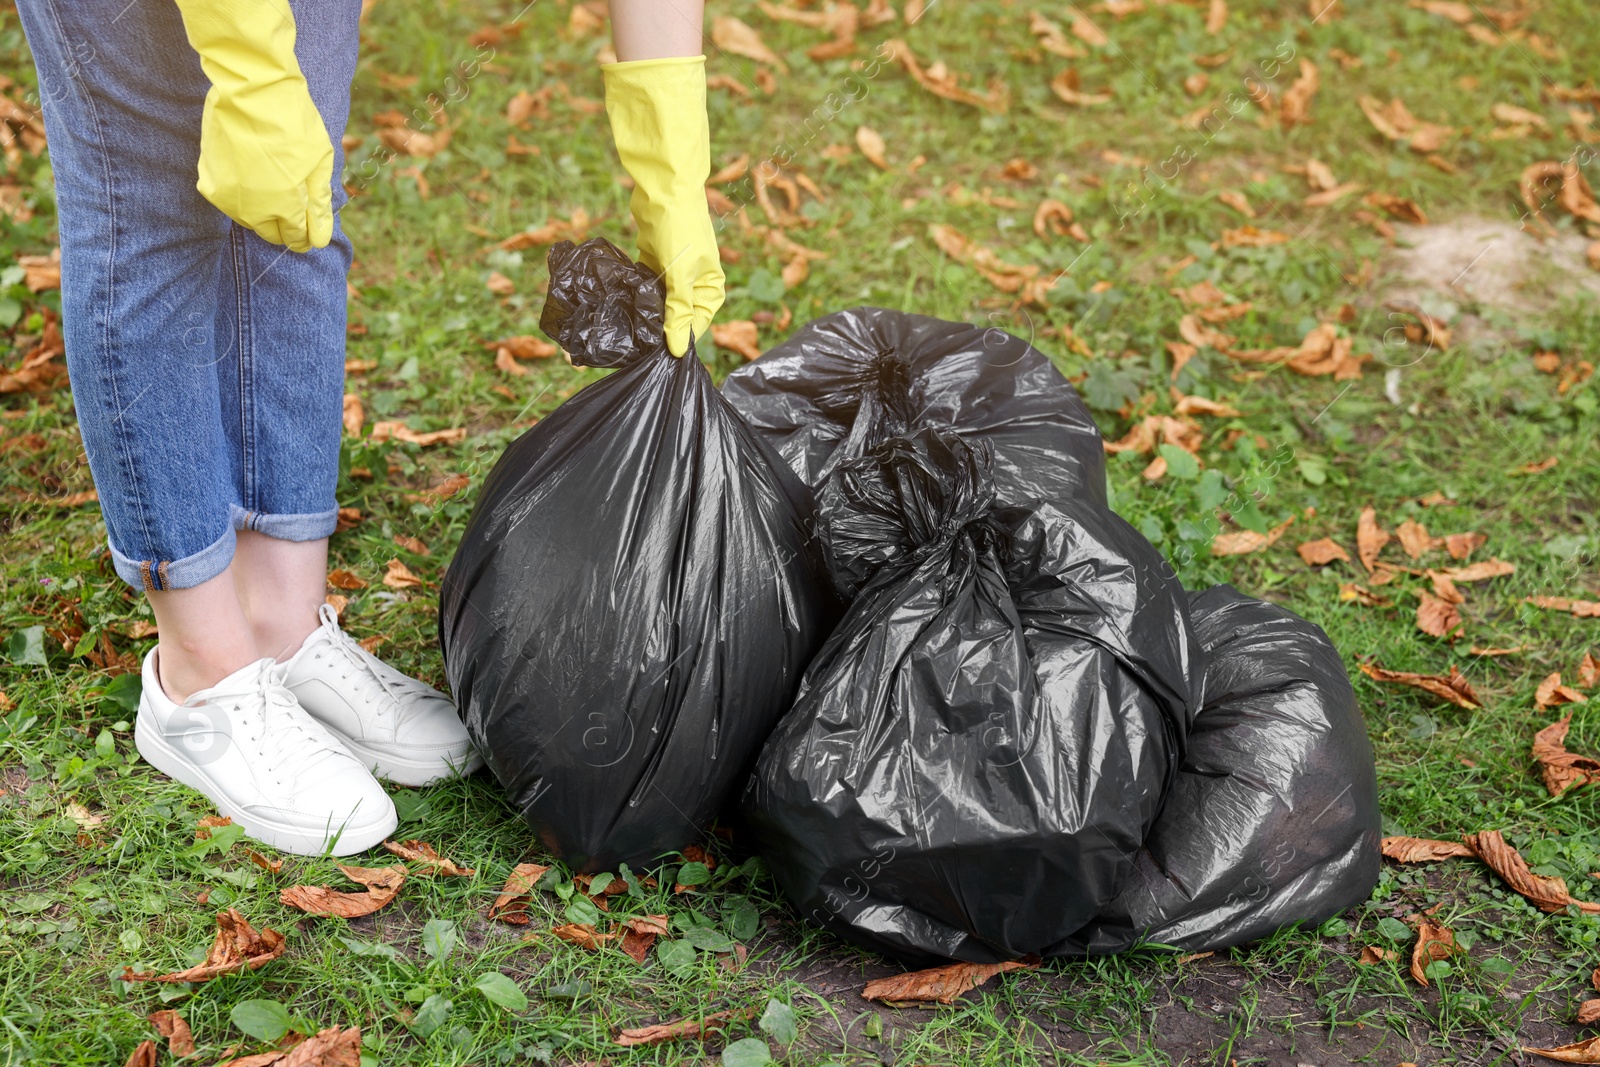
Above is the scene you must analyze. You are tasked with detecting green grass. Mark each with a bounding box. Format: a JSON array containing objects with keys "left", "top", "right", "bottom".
[{"left": 3, "top": 0, "right": 1599, "bottom": 1063}]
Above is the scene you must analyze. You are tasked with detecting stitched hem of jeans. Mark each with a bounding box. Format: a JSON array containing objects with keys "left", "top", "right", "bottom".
[
  {"left": 109, "top": 525, "right": 236, "bottom": 592},
  {"left": 230, "top": 504, "right": 338, "bottom": 543}
]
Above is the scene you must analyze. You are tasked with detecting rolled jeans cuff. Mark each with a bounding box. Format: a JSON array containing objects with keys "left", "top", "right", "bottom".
[
  {"left": 109, "top": 525, "right": 237, "bottom": 592},
  {"left": 231, "top": 504, "right": 339, "bottom": 542}
]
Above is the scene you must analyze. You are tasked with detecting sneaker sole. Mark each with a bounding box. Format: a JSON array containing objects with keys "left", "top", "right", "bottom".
[
  {"left": 135, "top": 711, "right": 398, "bottom": 857},
  {"left": 339, "top": 738, "right": 486, "bottom": 788}
]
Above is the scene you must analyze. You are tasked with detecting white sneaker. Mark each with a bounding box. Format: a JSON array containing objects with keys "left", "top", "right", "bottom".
[
  {"left": 134, "top": 650, "right": 398, "bottom": 857},
  {"left": 280, "top": 604, "right": 483, "bottom": 787}
]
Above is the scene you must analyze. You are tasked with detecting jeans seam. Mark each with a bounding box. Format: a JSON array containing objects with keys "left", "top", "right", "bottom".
[
  {"left": 230, "top": 224, "right": 254, "bottom": 509},
  {"left": 41, "top": 0, "right": 157, "bottom": 560}
]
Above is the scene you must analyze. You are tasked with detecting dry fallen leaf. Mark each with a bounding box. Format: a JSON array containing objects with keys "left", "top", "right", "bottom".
[
  {"left": 711, "top": 320, "right": 763, "bottom": 361},
  {"left": 862, "top": 958, "right": 1039, "bottom": 1004},
  {"left": 619, "top": 914, "right": 671, "bottom": 964},
  {"left": 1532, "top": 716, "right": 1600, "bottom": 797},
  {"left": 393, "top": 534, "right": 430, "bottom": 556},
  {"left": 382, "top": 558, "right": 425, "bottom": 590},
  {"left": 884, "top": 39, "right": 1009, "bottom": 112},
  {"left": 1410, "top": 0, "right": 1474, "bottom": 23},
  {"left": 1001, "top": 157, "right": 1038, "bottom": 181},
  {"left": 1435, "top": 558, "right": 1514, "bottom": 582},
  {"left": 327, "top": 569, "right": 366, "bottom": 591},
  {"left": 928, "top": 223, "right": 1058, "bottom": 304},
  {"left": 1358, "top": 662, "right": 1481, "bottom": 709},
  {"left": 1526, "top": 596, "right": 1600, "bottom": 618},
  {"left": 1298, "top": 538, "right": 1351, "bottom": 566},
  {"left": 1508, "top": 455, "right": 1559, "bottom": 476},
  {"left": 1382, "top": 836, "right": 1474, "bottom": 863},
  {"left": 1217, "top": 189, "right": 1255, "bottom": 217},
  {"left": 1033, "top": 199, "right": 1088, "bottom": 242},
  {"left": 1358, "top": 945, "right": 1396, "bottom": 965},
  {"left": 1357, "top": 506, "right": 1390, "bottom": 573},
  {"left": 411, "top": 472, "right": 471, "bottom": 503},
  {"left": 1204, "top": 0, "right": 1227, "bottom": 34},
  {"left": 1071, "top": 12, "right": 1110, "bottom": 46},
  {"left": 1395, "top": 519, "right": 1440, "bottom": 559},
  {"left": 17, "top": 248, "right": 60, "bottom": 291},
  {"left": 487, "top": 862, "right": 551, "bottom": 924},
  {"left": 1049, "top": 69, "right": 1112, "bottom": 107},
  {"left": 383, "top": 839, "right": 475, "bottom": 877},
  {"left": 1523, "top": 1035, "right": 1600, "bottom": 1063},
  {"left": 1536, "top": 673, "right": 1587, "bottom": 711},
  {"left": 711, "top": 16, "right": 787, "bottom": 70},
  {"left": 1210, "top": 515, "right": 1295, "bottom": 557},
  {"left": 1410, "top": 922, "right": 1456, "bottom": 986},
  {"left": 342, "top": 393, "right": 363, "bottom": 437},
  {"left": 614, "top": 1006, "right": 754, "bottom": 1047},
  {"left": 1359, "top": 95, "right": 1455, "bottom": 153},
  {"left": 1027, "top": 11, "right": 1085, "bottom": 58},
  {"left": 124, "top": 1041, "right": 156, "bottom": 1067},
  {"left": 497, "top": 209, "right": 593, "bottom": 251},
  {"left": 1463, "top": 830, "right": 1600, "bottom": 915},
  {"left": 1220, "top": 225, "right": 1291, "bottom": 249},
  {"left": 148, "top": 1010, "right": 195, "bottom": 1057},
  {"left": 213, "top": 1026, "right": 362, "bottom": 1067},
  {"left": 1173, "top": 395, "right": 1240, "bottom": 417},
  {"left": 1366, "top": 191, "right": 1428, "bottom": 225},
  {"left": 552, "top": 922, "right": 616, "bottom": 950},
  {"left": 280, "top": 864, "right": 405, "bottom": 918},
  {"left": 1416, "top": 591, "right": 1463, "bottom": 638},
  {"left": 1428, "top": 570, "right": 1465, "bottom": 605},
  {"left": 245, "top": 849, "right": 284, "bottom": 874},
  {"left": 855, "top": 125, "right": 889, "bottom": 170},
  {"left": 1580, "top": 653, "right": 1600, "bottom": 690},
  {"left": 1577, "top": 1000, "right": 1600, "bottom": 1026},
  {"left": 369, "top": 422, "right": 466, "bottom": 447},
  {"left": 1280, "top": 59, "right": 1319, "bottom": 127},
  {"left": 123, "top": 909, "right": 286, "bottom": 983},
  {"left": 1520, "top": 159, "right": 1600, "bottom": 233}
]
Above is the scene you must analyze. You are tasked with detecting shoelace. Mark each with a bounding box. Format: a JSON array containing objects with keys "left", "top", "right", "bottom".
[
  {"left": 185, "top": 659, "right": 345, "bottom": 790},
  {"left": 308, "top": 604, "right": 417, "bottom": 725}
]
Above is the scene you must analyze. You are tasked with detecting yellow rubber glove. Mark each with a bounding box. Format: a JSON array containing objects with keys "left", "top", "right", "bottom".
[
  {"left": 602, "top": 56, "right": 725, "bottom": 357},
  {"left": 174, "top": 0, "right": 334, "bottom": 252}
]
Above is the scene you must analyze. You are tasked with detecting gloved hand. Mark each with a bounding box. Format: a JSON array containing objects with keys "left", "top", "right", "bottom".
[
  {"left": 174, "top": 0, "right": 334, "bottom": 252},
  {"left": 602, "top": 55, "right": 725, "bottom": 357}
]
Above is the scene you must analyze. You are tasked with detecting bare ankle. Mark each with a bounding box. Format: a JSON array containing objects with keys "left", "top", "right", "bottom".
[
  {"left": 252, "top": 614, "right": 321, "bottom": 663},
  {"left": 155, "top": 643, "right": 257, "bottom": 703}
]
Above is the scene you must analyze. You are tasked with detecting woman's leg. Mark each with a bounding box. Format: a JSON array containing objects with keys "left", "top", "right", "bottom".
[
  {"left": 215, "top": 0, "right": 360, "bottom": 649},
  {"left": 19, "top": 0, "right": 398, "bottom": 857},
  {"left": 16, "top": 0, "right": 259, "bottom": 699},
  {"left": 232, "top": 530, "right": 328, "bottom": 662}
]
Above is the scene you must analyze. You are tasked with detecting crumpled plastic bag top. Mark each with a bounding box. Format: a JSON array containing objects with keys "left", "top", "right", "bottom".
[{"left": 721, "top": 306, "right": 1108, "bottom": 509}]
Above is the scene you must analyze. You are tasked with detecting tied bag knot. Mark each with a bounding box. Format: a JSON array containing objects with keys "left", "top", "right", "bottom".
[
  {"left": 819, "top": 428, "right": 1006, "bottom": 600},
  {"left": 540, "top": 237, "right": 673, "bottom": 368}
]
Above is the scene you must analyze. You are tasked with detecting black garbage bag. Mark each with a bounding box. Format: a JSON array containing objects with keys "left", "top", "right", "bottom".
[
  {"left": 720, "top": 307, "right": 1108, "bottom": 510},
  {"left": 440, "top": 237, "right": 838, "bottom": 872},
  {"left": 742, "top": 427, "right": 1203, "bottom": 965},
  {"left": 1060, "top": 585, "right": 1382, "bottom": 955}
]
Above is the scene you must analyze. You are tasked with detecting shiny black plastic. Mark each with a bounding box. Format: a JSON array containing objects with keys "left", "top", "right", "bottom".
[
  {"left": 720, "top": 307, "right": 1107, "bottom": 508},
  {"left": 440, "top": 238, "right": 838, "bottom": 872},
  {"left": 1061, "top": 584, "right": 1382, "bottom": 954},
  {"left": 742, "top": 427, "right": 1203, "bottom": 964}
]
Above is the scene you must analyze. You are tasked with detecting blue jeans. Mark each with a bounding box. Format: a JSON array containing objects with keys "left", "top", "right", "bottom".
[{"left": 17, "top": 0, "right": 361, "bottom": 591}]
